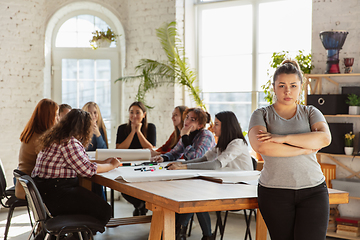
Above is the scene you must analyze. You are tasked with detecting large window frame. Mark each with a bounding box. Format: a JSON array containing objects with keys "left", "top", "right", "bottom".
[
  {"left": 51, "top": 11, "right": 122, "bottom": 148},
  {"left": 194, "top": 0, "right": 312, "bottom": 131}
]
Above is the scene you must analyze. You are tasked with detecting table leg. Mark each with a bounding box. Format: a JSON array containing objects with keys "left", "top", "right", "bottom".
[
  {"left": 148, "top": 205, "right": 175, "bottom": 240},
  {"left": 255, "top": 209, "right": 267, "bottom": 240}
]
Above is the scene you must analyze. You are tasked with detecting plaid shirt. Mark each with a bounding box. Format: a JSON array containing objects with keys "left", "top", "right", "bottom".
[
  {"left": 32, "top": 137, "right": 97, "bottom": 179},
  {"left": 163, "top": 129, "right": 215, "bottom": 161}
]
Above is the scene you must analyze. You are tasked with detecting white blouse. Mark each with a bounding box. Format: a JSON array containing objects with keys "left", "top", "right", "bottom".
[{"left": 204, "top": 139, "right": 253, "bottom": 170}]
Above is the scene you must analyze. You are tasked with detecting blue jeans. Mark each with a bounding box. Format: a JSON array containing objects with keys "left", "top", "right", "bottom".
[{"left": 258, "top": 181, "right": 329, "bottom": 240}]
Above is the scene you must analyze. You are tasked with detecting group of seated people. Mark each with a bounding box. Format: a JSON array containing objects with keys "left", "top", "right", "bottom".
[{"left": 15, "top": 99, "right": 253, "bottom": 240}]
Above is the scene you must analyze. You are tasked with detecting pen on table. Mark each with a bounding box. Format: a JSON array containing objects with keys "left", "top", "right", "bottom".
[
  {"left": 134, "top": 167, "right": 145, "bottom": 171},
  {"left": 119, "top": 163, "right": 135, "bottom": 167},
  {"left": 144, "top": 168, "right": 155, "bottom": 172}
]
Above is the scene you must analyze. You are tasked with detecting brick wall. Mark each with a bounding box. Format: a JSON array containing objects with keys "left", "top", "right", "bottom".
[{"left": 0, "top": 0, "right": 182, "bottom": 183}]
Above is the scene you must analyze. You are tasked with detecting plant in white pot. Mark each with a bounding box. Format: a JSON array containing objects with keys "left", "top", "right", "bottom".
[
  {"left": 89, "top": 27, "right": 117, "bottom": 49},
  {"left": 346, "top": 94, "right": 360, "bottom": 115},
  {"left": 344, "top": 131, "right": 355, "bottom": 155}
]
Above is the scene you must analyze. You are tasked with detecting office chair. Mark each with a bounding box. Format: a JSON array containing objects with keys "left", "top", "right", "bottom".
[
  {"left": 213, "top": 157, "right": 258, "bottom": 240},
  {"left": 0, "top": 163, "right": 32, "bottom": 240},
  {"left": 18, "top": 174, "right": 105, "bottom": 240}
]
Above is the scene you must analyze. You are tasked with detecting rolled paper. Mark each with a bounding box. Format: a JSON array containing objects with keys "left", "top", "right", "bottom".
[{"left": 95, "top": 149, "right": 151, "bottom": 161}]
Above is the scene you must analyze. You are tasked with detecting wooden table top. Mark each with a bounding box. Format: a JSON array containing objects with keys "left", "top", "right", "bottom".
[{"left": 88, "top": 174, "right": 349, "bottom": 214}]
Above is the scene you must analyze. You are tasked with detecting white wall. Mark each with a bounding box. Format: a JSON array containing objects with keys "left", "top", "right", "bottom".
[
  {"left": 312, "top": 0, "right": 360, "bottom": 217},
  {"left": 0, "top": 0, "right": 184, "bottom": 183}
]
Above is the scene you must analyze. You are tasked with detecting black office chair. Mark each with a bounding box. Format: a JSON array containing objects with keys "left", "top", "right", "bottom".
[
  {"left": 0, "top": 164, "right": 32, "bottom": 240},
  {"left": 18, "top": 174, "right": 105, "bottom": 240},
  {"left": 213, "top": 157, "right": 258, "bottom": 240}
]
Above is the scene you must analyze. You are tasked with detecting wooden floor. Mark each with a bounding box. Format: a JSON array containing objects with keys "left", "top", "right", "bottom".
[{"left": 0, "top": 198, "right": 340, "bottom": 240}]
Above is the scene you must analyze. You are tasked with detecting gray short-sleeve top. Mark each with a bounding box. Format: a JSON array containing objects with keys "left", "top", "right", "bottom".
[{"left": 249, "top": 104, "right": 326, "bottom": 189}]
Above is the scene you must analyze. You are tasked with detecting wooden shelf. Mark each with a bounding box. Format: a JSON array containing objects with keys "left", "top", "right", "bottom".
[
  {"left": 306, "top": 73, "right": 360, "bottom": 78},
  {"left": 326, "top": 231, "right": 360, "bottom": 240},
  {"left": 324, "top": 115, "right": 360, "bottom": 118},
  {"left": 304, "top": 73, "right": 360, "bottom": 101},
  {"left": 317, "top": 152, "right": 360, "bottom": 159}
]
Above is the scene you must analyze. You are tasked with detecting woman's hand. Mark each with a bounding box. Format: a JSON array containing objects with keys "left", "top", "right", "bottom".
[
  {"left": 93, "top": 121, "right": 101, "bottom": 137},
  {"left": 151, "top": 155, "right": 164, "bottom": 163},
  {"left": 131, "top": 122, "right": 142, "bottom": 133},
  {"left": 257, "top": 130, "right": 286, "bottom": 144},
  {"left": 303, "top": 148, "right": 319, "bottom": 155},
  {"left": 166, "top": 162, "right": 187, "bottom": 170},
  {"left": 150, "top": 148, "right": 161, "bottom": 157},
  {"left": 103, "top": 157, "right": 121, "bottom": 168},
  {"left": 180, "top": 124, "right": 195, "bottom": 136}
]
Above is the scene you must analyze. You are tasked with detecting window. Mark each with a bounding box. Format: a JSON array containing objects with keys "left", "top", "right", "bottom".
[
  {"left": 53, "top": 14, "right": 120, "bottom": 146},
  {"left": 55, "top": 15, "right": 116, "bottom": 48},
  {"left": 197, "top": 0, "right": 312, "bottom": 132}
]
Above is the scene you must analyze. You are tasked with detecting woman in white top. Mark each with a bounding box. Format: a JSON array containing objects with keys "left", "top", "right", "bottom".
[
  {"left": 166, "top": 111, "right": 252, "bottom": 240},
  {"left": 167, "top": 110, "right": 252, "bottom": 171},
  {"left": 248, "top": 60, "right": 331, "bottom": 240}
]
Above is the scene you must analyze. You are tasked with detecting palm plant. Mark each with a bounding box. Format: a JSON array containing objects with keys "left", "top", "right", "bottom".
[{"left": 115, "top": 21, "right": 205, "bottom": 110}]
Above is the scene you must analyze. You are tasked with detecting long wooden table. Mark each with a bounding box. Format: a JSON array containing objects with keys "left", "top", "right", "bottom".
[{"left": 80, "top": 175, "right": 349, "bottom": 240}]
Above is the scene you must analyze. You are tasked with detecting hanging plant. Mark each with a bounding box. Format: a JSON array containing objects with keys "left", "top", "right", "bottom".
[{"left": 89, "top": 27, "right": 118, "bottom": 49}]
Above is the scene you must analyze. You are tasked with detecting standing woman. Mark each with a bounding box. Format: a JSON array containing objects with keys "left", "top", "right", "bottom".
[
  {"left": 116, "top": 101, "right": 156, "bottom": 149},
  {"left": 151, "top": 107, "right": 215, "bottom": 240},
  {"left": 82, "top": 102, "right": 108, "bottom": 151},
  {"left": 116, "top": 101, "right": 156, "bottom": 216},
  {"left": 32, "top": 109, "right": 120, "bottom": 230},
  {"left": 151, "top": 105, "right": 188, "bottom": 156},
  {"left": 248, "top": 60, "right": 331, "bottom": 240},
  {"left": 15, "top": 98, "right": 59, "bottom": 199}
]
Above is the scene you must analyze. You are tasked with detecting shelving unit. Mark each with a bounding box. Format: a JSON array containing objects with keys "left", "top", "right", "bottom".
[
  {"left": 307, "top": 74, "right": 360, "bottom": 240},
  {"left": 317, "top": 153, "right": 360, "bottom": 179},
  {"left": 325, "top": 115, "right": 360, "bottom": 118},
  {"left": 326, "top": 231, "right": 360, "bottom": 240},
  {"left": 304, "top": 73, "right": 360, "bottom": 104}
]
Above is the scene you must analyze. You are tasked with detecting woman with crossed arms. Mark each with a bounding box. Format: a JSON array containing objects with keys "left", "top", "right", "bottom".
[{"left": 248, "top": 60, "right": 331, "bottom": 240}]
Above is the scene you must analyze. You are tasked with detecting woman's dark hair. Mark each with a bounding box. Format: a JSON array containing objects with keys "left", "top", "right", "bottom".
[
  {"left": 37, "top": 109, "right": 93, "bottom": 152},
  {"left": 183, "top": 107, "right": 210, "bottom": 129},
  {"left": 215, "top": 111, "right": 247, "bottom": 152},
  {"left": 273, "top": 59, "right": 303, "bottom": 84},
  {"left": 171, "top": 105, "right": 188, "bottom": 148},
  {"left": 126, "top": 101, "right": 148, "bottom": 138},
  {"left": 59, "top": 103, "right": 72, "bottom": 114}
]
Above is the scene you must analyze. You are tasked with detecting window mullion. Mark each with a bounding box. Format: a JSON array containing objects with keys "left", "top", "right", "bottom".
[{"left": 251, "top": 1, "right": 259, "bottom": 113}]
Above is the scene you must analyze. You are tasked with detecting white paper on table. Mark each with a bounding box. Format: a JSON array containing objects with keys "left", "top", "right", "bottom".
[
  {"left": 198, "top": 170, "right": 260, "bottom": 185},
  {"left": 95, "top": 149, "right": 151, "bottom": 161},
  {"left": 98, "top": 165, "right": 260, "bottom": 184}
]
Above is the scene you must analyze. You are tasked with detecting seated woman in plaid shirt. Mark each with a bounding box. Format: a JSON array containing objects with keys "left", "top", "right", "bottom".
[{"left": 32, "top": 109, "right": 121, "bottom": 230}]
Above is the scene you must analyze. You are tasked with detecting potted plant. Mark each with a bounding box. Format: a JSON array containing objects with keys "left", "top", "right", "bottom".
[
  {"left": 115, "top": 21, "right": 206, "bottom": 111},
  {"left": 346, "top": 93, "right": 360, "bottom": 115},
  {"left": 344, "top": 131, "right": 355, "bottom": 155},
  {"left": 89, "top": 27, "right": 117, "bottom": 49},
  {"left": 261, "top": 50, "right": 314, "bottom": 104}
]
